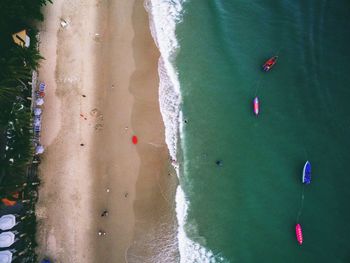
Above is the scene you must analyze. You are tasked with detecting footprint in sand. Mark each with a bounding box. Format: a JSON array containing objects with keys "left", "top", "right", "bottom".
[
  {"left": 95, "top": 123, "right": 103, "bottom": 131},
  {"left": 90, "top": 108, "right": 100, "bottom": 117},
  {"left": 97, "top": 114, "right": 104, "bottom": 122},
  {"left": 90, "top": 108, "right": 104, "bottom": 131}
]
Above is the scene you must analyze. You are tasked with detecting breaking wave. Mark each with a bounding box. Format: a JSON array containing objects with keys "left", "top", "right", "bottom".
[{"left": 145, "top": 1, "right": 226, "bottom": 262}]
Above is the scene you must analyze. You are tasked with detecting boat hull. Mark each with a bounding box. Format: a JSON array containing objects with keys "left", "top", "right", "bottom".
[
  {"left": 296, "top": 224, "right": 303, "bottom": 245},
  {"left": 253, "top": 97, "right": 259, "bottom": 116},
  {"left": 302, "top": 161, "right": 311, "bottom": 184},
  {"left": 262, "top": 56, "right": 278, "bottom": 72}
]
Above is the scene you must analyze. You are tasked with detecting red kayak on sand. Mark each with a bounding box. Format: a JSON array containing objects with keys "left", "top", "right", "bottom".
[
  {"left": 295, "top": 224, "right": 303, "bottom": 245},
  {"left": 132, "top": 135, "right": 138, "bottom": 144},
  {"left": 253, "top": 97, "right": 259, "bottom": 116},
  {"left": 262, "top": 56, "right": 278, "bottom": 72}
]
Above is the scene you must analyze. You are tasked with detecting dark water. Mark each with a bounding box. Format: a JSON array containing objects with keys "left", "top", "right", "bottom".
[{"left": 177, "top": 0, "right": 350, "bottom": 262}]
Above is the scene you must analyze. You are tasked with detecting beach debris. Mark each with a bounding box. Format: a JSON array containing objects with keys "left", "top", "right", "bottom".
[
  {"left": 60, "top": 19, "right": 69, "bottom": 28},
  {"left": 98, "top": 230, "right": 106, "bottom": 236},
  {"left": 124, "top": 192, "right": 129, "bottom": 198},
  {"left": 132, "top": 135, "right": 138, "bottom": 144},
  {"left": 94, "top": 33, "right": 101, "bottom": 42},
  {"left": 101, "top": 210, "right": 108, "bottom": 217}
]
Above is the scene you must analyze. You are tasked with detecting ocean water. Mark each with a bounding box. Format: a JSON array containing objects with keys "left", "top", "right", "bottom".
[{"left": 148, "top": 0, "right": 350, "bottom": 262}]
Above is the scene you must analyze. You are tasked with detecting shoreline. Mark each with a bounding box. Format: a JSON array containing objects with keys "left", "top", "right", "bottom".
[{"left": 35, "top": 0, "right": 178, "bottom": 262}]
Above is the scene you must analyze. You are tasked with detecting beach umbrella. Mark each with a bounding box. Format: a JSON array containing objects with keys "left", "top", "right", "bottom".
[
  {"left": 0, "top": 215, "right": 16, "bottom": 231},
  {"left": 132, "top": 135, "right": 138, "bottom": 144},
  {"left": 0, "top": 250, "right": 12, "bottom": 263},
  {"left": 35, "top": 145, "right": 45, "bottom": 154},
  {"left": 36, "top": 98, "right": 44, "bottom": 106},
  {"left": 0, "top": 232, "right": 15, "bottom": 248},
  {"left": 39, "top": 82, "right": 46, "bottom": 92},
  {"left": 34, "top": 118, "right": 41, "bottom": 127},
  {"left": 34, "top": 108, "right": 42, "bottom": 116}
]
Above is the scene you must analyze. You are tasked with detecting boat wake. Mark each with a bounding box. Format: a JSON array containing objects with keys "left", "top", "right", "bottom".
[{"left": 296, "top": 185, "right": 305, "bottom": 222}]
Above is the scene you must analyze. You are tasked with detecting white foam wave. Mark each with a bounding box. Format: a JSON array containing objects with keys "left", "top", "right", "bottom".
[
  {"left": 176, "top": 187, "right": 226, "bottom": 263},
  {"left": 145, "top": 1, "right": 226, "bottom": 262},
  {"left": 144, "top": 0, "right": 183, "bottom": 161}
]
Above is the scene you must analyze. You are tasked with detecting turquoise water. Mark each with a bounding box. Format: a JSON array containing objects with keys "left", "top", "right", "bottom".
[{"left": 176, "top": 0, "right": 350, "bottom": 262}]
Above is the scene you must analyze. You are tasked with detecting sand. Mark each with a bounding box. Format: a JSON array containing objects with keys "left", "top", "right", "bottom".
[{"left": 35, "top": 0, "right": 178, "bottom": 262}]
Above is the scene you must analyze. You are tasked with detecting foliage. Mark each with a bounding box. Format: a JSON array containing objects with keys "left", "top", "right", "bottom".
[
  {"left": 0, "top": 1, "right": 51, "bottom": 261},
  {"left": 0, "top": 1, "right": 47, "bottom": 185},
  {"left": 0, "top": 100, "right": 33, "bottom": 186}
]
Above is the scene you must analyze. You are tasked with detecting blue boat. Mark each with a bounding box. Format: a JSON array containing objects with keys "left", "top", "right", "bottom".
[{"left": 302, "top": 161, "right": 311, "bottom": 184}]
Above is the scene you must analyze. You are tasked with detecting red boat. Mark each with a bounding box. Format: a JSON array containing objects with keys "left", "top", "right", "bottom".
[
  {"left": 262, "top": 56, "right": 278, "bottom": 72},
  {"left": 295, "top": 224, "right": 303, "bottom": 245},
  {"left": 253, "top": 97, "right": 259, "bottom": 116}
]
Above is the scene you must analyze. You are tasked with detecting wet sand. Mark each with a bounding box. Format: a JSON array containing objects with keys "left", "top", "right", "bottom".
[{"left": 35, "top": 0, "right": 178, "bottom": 262}]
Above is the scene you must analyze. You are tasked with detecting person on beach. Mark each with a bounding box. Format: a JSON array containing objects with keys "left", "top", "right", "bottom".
[
  {"left": 101, "top": 210, "right": 108, "bottom": 217},
  {"left": 98, "top": 230, "right": 106, "bottom": 236}
]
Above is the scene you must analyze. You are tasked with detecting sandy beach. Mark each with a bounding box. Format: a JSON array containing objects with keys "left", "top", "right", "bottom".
[{"left": 35, "top": 0, "right": 178, "bottom": 262}]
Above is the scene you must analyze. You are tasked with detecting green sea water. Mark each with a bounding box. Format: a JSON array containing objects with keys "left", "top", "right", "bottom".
[{"left": 176, "top": 0, "right": 350, "bottom": 262}]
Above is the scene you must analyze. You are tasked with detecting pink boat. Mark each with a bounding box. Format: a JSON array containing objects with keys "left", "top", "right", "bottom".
[
  {"left": 253, "top": 97, "right": 259, "bottom": 116},
  {"left": 295, "top": 224, "right": 303, "bottom": 245}
]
